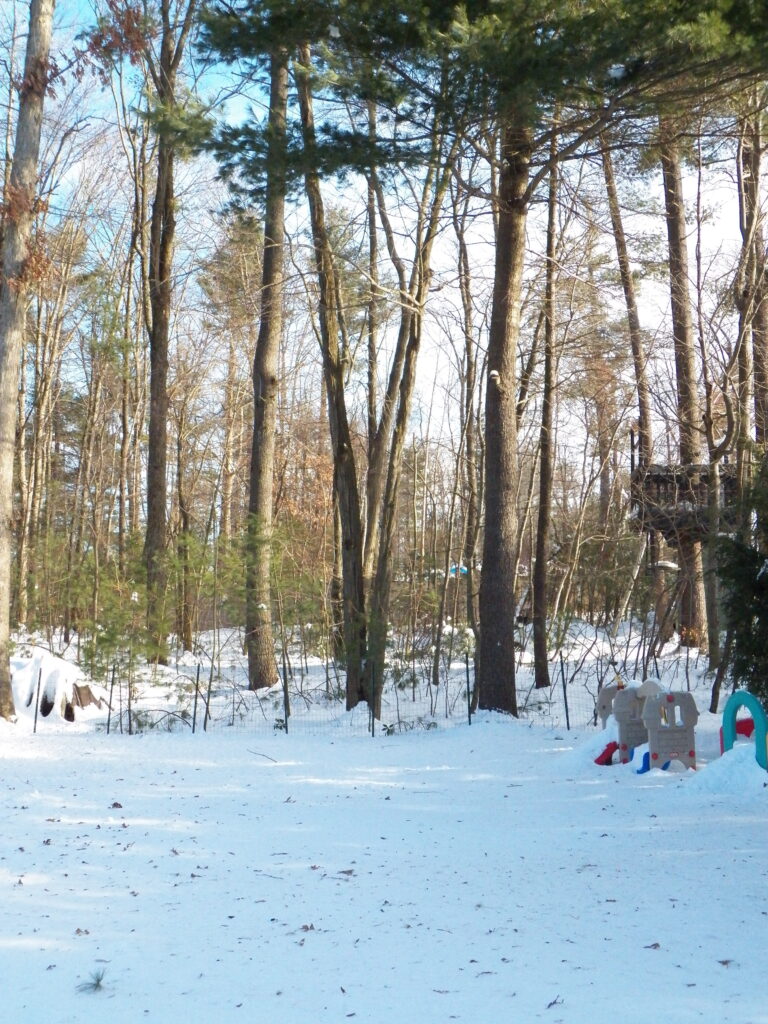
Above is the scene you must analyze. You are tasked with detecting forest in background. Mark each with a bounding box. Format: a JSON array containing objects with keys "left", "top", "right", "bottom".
[{"left": 1, "top": 0, "right": 767, "bottom": 721}]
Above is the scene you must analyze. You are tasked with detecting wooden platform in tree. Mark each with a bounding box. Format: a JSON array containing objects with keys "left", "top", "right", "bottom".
[{"left": 630, "top": 461, "right": 739, "bottom": 543}]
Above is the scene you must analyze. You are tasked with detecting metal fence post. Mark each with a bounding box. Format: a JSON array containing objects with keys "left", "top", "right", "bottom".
[
  {"left": 465, "top": 652, "right": 472, "bottom": 725},
  {"left": 33, "top": 667, "right": 42, "bottom": 733},
  {"left": 559, "top": 652, "right": 570, "bottom": 731},
  {"left": 106, "top": 664, "right": 116, "bottom": 735},
  {"left": 192, "top": 664, "right": 201, "bottom": 734},
  {"left": 282, "top": 646, "right": 290, "bottom": 733}
]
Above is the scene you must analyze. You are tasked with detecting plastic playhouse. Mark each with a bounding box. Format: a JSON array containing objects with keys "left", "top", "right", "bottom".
[
  {"left": 614, "top": 681, "right": 662, "bottom": 764},
  {"left": 594, "top": 680, "right": 662, "bottom": 766},
  {"left": 638, "top": 691, "right": 699, "bottom": 772},
  {"left": 595, "top": 680, "right": 768, "bottom": 775},
  {"left": 594, "top": 682, "right": 698, "bottom": 772}
]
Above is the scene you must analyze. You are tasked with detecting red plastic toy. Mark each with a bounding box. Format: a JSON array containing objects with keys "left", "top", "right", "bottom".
[
  {"left": 594, "top": 740, "right": 620, "bottom": 766},
  {"left": 718, "top": 717, "right": 755, "bottom": 755}
]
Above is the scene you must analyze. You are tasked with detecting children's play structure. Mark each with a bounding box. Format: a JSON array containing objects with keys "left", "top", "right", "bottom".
[
  {"left": 613, "top": 681, "right": 662, "bottom": 764},
  {"left": 594, "top": 681, "right": 697, "bottom": 772},
  {"left": 720, "top": 691, "right": 768, "bottom": 770},
  {"left": 640, "top": 691, "right": 699, "bottom": 771},
  {"left": 595, "top": 682, "right": 768, "bottom": 774}
]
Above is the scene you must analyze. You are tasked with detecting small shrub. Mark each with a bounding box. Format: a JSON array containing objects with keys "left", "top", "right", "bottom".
[{"left": 76, "top": 968, "right": 106, "bottom": 993}]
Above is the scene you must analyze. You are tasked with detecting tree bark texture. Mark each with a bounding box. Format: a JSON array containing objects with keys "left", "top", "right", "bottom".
[
  {"left": 364, "top": 131, "right": 457, "bottom": 717},
  {"left": 245, "top": 50, "right": 288, "bottom": 690},
  {"left": 601, "top": 136, "right": 670, "bottom": 640},
  {"left": 659, "top": 118, "right": 707, "bottom": 649},
  {"left": 532, "top": 139, "right": 557, "bottom": 690},
  {"left": 144, "top": 133, "right": 174, "bottom": 662},
  {"left": 296, "top": 46, "right": 367, "bottom": 707},
  {"left": 0, "top": 0, "right": 55, "bottom": 719},
  {"left": 478, "top": 121, "right": 532, "bottom": 715},
  {"left": 735, "top": 103, "right": 767, "bottom": 455},
  {"left": 601, "top": 138, "right": 653, "bottom": 464},
  {"left": 144, "top": 0, "right": 197, "bottom": 663},
  {"left": 451, "top": 174, "right": 482, "bottom": 684}
]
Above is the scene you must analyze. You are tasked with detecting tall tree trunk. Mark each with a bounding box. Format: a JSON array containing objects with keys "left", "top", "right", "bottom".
[
  {"left": 364, "top": 107, "right": 380, "bottom": 587},
  {"left": 0, "top": 0, "right": 55, "bottom": 719},
  {"left": 734, "top": 97, "right": 767, "bottom": 458},
  {"left": 450, "top": 169, "right": 482, "bottom": 671},
  {"left": 176, "top": 410, "right": 194, "bottom": 652},
  {"left": 532, "top": 133, "right": 558, "bottom": 690},
  {"left": 119, "top": 130, "right": 148, "bottom": 575},
  {"left": 329, "top": 491, "right": 345, "bottom": 662},
  {"left": 143, "top": 0, "right": 197, "bottom": 663},
  {"left": 219, "top": 339, "right": 238, "bottom": 542},
  {"left": 244, "top": 50, "right": 287, "bottom": 690},
  {"left": 362, "top": 168, "right": 414, "bottom": 587},
  {"left": 478, "top": 121, "right": 532, "bottom": 715},
  {"left": 144, "top": 132, "right": 174, "bottom": 661},
  {"left": 729, "top": 90, "right": 768, "bottom": 449},
  {"left": 601, "top": 135, "right": 669, "bottom": 641},
  {"left": 365, "top": 130, "right": 457, "bottom": 718},
  {"left": 753, "top": 223, "right": 768, "bottom": 447},
  {"left": 296, "top": 46, "right": 367, "bottom": 707},
  {"left": 15, "top": 346, "right": 28, "bottom": 627},
  {"left": 600, "top": 138, "right": 653, "bottom": 464},
  {"left": 659, "top": 117, "right": 707, "bottom": 650}
]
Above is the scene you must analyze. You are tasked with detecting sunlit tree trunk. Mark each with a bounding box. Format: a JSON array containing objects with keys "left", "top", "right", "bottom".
[
  {"left": 0, "top": 0, "right": 55, "bottom": 718},
  {"left": 176, "top": 408, "right": 194, "bottom": 652},
  {"left": 601, "top": 136, "right": 667, "bottom": 641},
  {"left": 532, "top": 131, "right": 558, "bottom": 690},
  {"left": 478, "top": 121, "right": 531, "bottom": 715},
  {"left": 144, "top": 0, "right": 197, "bottom": 663},
  {"left": 450, "top": 167, "right": 482, "bottom": 691},
  {"left": 296, "top": 47, "right": 367, "bottom": 706},
  {"left": 365, "top": 129, "right": 457, "bottom": 718},
  {"left": 244, "top": 50, "right": 287, "bottom": 690},
  {"left": 659, "top": 117, "right": 707, "bottom": 650}
]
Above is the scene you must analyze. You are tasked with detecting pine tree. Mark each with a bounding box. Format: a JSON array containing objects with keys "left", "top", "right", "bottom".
[{"left": 718, "top": 478, "right": 768, "bottom": 707}]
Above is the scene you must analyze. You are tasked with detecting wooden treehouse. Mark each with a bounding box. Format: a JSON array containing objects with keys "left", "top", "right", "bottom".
[{"left": 630, "top": 461, "right": 739, "bottom": 544}]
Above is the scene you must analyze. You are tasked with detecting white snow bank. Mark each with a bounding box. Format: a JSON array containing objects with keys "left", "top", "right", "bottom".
[
  {"left": 10, "top": 647, "right": 108, "bottom": 727},
  {"left": 684, "top": 741, "right": 768, "bottom": 796}
]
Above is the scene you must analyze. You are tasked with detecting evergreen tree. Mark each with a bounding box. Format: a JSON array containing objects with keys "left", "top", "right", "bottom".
[{"left": 718, "top": 478, "right": 768, "bottom": 707}]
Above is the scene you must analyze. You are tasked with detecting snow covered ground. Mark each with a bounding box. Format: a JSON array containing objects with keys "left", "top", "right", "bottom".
[{"left": 2, "top": 668, "right": 767, "bottom": 1024}]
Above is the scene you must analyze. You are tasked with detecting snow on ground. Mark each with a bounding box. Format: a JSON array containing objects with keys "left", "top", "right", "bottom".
[{"left": 2, "top": 695, "right": 767, "bottom": 1023}]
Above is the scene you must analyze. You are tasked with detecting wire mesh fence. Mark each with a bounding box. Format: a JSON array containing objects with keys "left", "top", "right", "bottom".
[
  {"left": 102, "top": 657, "right": 476, "bottom": 738},
  {"left": 27, "top": 622, "right": 716, "bottom": 738}
]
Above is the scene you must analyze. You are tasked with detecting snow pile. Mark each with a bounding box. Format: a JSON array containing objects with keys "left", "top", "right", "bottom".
[
  {"left": 10, "top": 647, "right": 108, "bottom": 727},
  {"left": 685, "top": 741, "right": 768, "bottom": 796}
]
